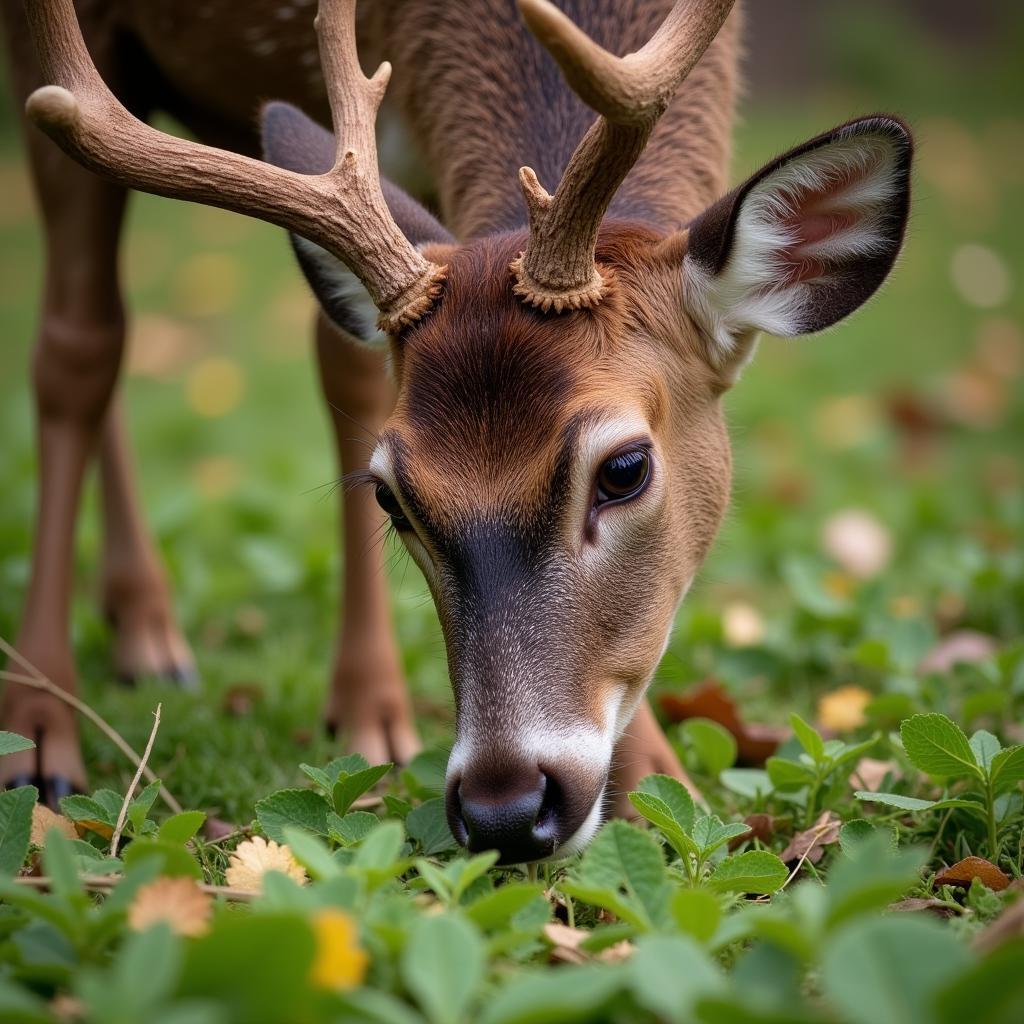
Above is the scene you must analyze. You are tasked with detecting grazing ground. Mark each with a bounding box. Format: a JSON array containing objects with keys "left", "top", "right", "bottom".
[{"left": 0, "top": 8, "right": 1023, "bottom": 1023}]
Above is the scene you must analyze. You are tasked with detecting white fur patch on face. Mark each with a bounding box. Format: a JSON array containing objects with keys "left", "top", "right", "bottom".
[
  {"left": 293, "top": 237, "right": 388, "bottom": 346},
  {"left": 684, "top": 133, "right": 902, "bottom": 363}
]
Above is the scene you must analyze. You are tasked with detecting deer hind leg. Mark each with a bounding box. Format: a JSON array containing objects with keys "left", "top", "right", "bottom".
[
  {"left": 315, "top": 312, "right": 421, "bottom": 766},
  {"left": 98, "top": 398, "right": 196, "bottom": 686}
]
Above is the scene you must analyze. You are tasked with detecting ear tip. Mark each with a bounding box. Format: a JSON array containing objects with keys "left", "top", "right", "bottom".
[{"left": 846, "top": 113, "right": 914, "bottom": 153}]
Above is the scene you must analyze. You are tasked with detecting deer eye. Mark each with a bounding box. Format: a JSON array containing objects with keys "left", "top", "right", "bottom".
[
  {"left": 595, "top": 447, "right": 651, "bottom": 505},
  {"left": 374, "top": 481, "right": 409, "bottom": 528}
]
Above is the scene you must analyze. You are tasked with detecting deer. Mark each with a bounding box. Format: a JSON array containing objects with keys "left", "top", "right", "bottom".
[{"left": 2, "top": 0, "right": 911, "bottom": 863}]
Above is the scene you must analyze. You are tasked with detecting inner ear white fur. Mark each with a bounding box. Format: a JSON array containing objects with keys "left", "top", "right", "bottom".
[
  {"left": 293, "top": 237, "right": 389, "bottom": 347},
  {"left": 684, "top": 132, "right": 903, "bottom": 365}
]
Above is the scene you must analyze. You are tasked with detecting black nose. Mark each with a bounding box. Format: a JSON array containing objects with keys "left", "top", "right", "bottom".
[{"left": 446, "top": 767, "right": 562, "bottom": 864}]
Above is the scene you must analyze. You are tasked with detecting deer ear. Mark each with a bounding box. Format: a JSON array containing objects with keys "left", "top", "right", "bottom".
[
  {"left": 261, "top": 101, "right": 453, "bottom": 343},
  {"left": 683, "top": 116, "right": 912, "bottom": 377}
]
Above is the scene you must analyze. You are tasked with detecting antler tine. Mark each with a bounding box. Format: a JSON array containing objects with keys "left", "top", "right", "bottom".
[
  {"left": 23, "top": 0, "right": 444, "bottom": 333},
  {"left": 511, "top": 0, "right": 735, "bottom": 314}
]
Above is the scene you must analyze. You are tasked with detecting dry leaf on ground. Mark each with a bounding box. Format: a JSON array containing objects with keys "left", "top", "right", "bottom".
[
  {"left": 659, "top": 680, "right": 786, "bottom": 765},
  {"left": 934, "top": 856, "right": 1010, "bottom": 892},
  {"left": 780, "top": 811, "right": 842, "bottom": 865},
  {"left": 30, "top": 805, "right": 77, "bottom": 847}
]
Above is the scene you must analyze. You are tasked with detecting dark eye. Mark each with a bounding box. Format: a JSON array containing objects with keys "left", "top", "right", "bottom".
[
  {"left": 374, "top": 481, "right": 409, "bottom": 528},
  {"left": 595, "top": 447, "right": 651, "bottom": 505}
]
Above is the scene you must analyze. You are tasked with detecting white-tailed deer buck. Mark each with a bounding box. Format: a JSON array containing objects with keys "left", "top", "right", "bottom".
[{"left": 3, "top": 0, "right": 910, "bottom": 862}]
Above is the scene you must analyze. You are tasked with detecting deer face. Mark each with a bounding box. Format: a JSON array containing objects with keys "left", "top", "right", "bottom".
[{"left": 366, "top": 228, "right": 732, "bottom": 861}]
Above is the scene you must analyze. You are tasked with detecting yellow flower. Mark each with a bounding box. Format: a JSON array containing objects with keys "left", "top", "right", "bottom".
[
  {"left": 225, "top": 835, "right": 308, "bottom": 893},
  {"left": 817, "top": 685, "right": 872, "bottom": 733},
  {"left": 310, "top": 909, "right": 369, "bottom": 991},
  {"left": 128, "top": 877, "right": 212, "bottom": 937}
]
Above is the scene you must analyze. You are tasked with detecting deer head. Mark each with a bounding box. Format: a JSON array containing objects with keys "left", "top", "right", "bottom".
[{"left": 26, "top": 0, "right": 912, "bottom": 862}]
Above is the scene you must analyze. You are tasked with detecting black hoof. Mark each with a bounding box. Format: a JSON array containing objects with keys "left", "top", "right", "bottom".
[{"left": 4, "top": 771, "right": 83, "bottom": 810}]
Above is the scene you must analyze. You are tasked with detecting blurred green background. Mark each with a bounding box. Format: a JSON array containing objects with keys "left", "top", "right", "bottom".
[{"left": 0, "top": 2, "right": 1021, "bottom": 820}]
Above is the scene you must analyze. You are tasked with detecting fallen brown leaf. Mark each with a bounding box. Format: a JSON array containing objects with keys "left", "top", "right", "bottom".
[
  {"left": 890, "top": 898, "right": 958, "bottom": 919},
  {"left": 659, "top": 680, "right": 786, "bottom": 765},
  {"left": 729, "top": 813, "right": 777, "bottom": 852},
  {"left": 30, "top": 804, "right": 77, "bottom": 847},
  {"left": 780, "top": 811, "right": 842, "bottom": 865},
  {"left": 544, "top": 923, "right": 589, "bottom": 964},
  {"left": 934, "top": 856, "right": 1010, "bottom": 892}
]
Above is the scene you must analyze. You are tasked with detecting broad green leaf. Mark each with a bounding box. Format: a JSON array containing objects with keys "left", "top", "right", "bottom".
[
  {"left": 854, "top": 791, "right": 988, "bottom": 818},
  {"left": 0, "top": 785, "right": 36, "bottom": 877},
  {"left": 560, "top": 880, "right": 650, "bottom": 930},
  {"left": 401, "top": 914, "right": 485, "bottom": 1024},
  {"left": 680, "top": 719, "right": 737, "bottom": 776},
  {"left": 445, "top": 851, "right": 500, "bottom": 903},
  {"left": 180, "top": 912, "right": 315, "bottom": 1024},
  {"left": 935, "top": 938, "right": 1024, "bottom": 1024},
  {"left": 59, "top": 794, "right": 115, "bottom": 827},
  {"left": 824, "top": 834, "right": 925, "bottom": 928},
  {"left": 414, "top": 858, "right": 451, "bottom": 900},
  {"left": 332, "top": 763, "right": 392, "bottom": 815},
  {"left": 405, "top": 798, "right": 457, "bottom": 855},
  {"left": 255, "top": 788, "right": 329, "bottom": 843},
  {"left": 628, "top": 792, "right": 699, "bottom": 862},
  {"left": 901, "top": 714, "right": 982, "bottom": 781},
  {"left": 573, "top": 819, "right": 670, "bottom": 929},
  {"left": 636, "top": 774, "right": 697, "bottom": 833},
  {"left": 42, "top": 829, "right": 83, "bottom": 901},
  {"left": 0, "top": 732, "right": 35, "bottom": 757},
  {"left": 122, "top": 838, "right": 202, "bottom": 879},
  {"left": 707, "top": 851, "right": 787, "bottom": 894},
  {"left": 839, "top": 819, "right": 896, "bottom": 855},
  {"left": 990, "top": 745, "right": 1024, "bottom": 793},
  {"left": 353, "top": 820, "right": 405, "bottom": 869},
  {"left": 628, "top": 934, "right": 724, "bottom": 1023},
  {"left": 830, "top": 733, "right": 883, "bottom": 771},
  {"left": 692, "top": 815, "right": 751, "bottom": 857},
  {"left": 790, "top": 713, "right": 826, "bottom": 763},
  {"left": 281, "top": 825, "right": 340, "bottom": 879},
  {"left": 401, "top": 748, "right": 449, "bottom": 799},
  {"left": 671, "top": 887, "right": 721, "bottom": 943},
  {"left": 766, "top": 757, "right": 815, "bottom": 792},
  {"left": 327, "top": 810, "right": 379, "bottom": 846},
  {"left": 720, "top": 768, "right": 773, "bottom": 800},
  {"left": 478, "top": 964, "right": 623, "bottom": 1024},
  {"left": 970, "top": 730, "right": 1002, "bottom": 774},
  {"left": 157, "top": 811, "right": 206, "bottom": 845},
  {"left": 336, "top": 989, "right": 428, "bottom": 1024},
  {"left": 465, "top": 883, "right": 545, "bottom": 931},
  {"left": 821, "top": 915, "right": 974, "bottom": 1024}
]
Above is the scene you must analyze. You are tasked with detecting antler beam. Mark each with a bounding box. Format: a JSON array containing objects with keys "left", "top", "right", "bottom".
[
  {"left": 511, "top": 0, "right": 735, "bottom": 313},
  {"left": 24, "top": 0, "right": 445, "bottom": 333}
]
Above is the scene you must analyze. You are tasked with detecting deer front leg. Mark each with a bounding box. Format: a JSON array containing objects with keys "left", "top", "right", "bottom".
[
  {"left": 98, "top": 399, "right": 196, "bottom": 686},
  {"left": 315, "top": 313, "right": 421, "bottom": 766},
  {"left": 609, "top": 697, "right": 703, "bottom": 816}
]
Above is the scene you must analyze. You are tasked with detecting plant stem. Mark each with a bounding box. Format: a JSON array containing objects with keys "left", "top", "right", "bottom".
[{"left": 985, "top": 776, "right": 999, "bottom": 858}]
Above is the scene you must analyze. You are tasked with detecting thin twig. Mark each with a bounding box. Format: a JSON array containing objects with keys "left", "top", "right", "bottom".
[
  {"left": 110, "top": 703, "right": 162, "bottom": 858},
  {"left": 13, "top": 874, "right": 254, "bottom": 903},
  {"left": 0, "top": 637, "right": 182, "bottom": 814}
]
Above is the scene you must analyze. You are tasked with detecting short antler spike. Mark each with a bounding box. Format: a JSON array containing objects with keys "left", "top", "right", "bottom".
[
  {"left": 24, "top": 0, "right": 445, "bottom": 334},
  {"left": 512, "top": 0, "right": 735, "bottom": 313}
]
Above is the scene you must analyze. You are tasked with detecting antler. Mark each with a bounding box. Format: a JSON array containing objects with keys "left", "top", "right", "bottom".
[
  {"left": 511, "top": 0, "right": 735, "bottom": 313},
  {"left": 23, "top": 0, "right": 445, "bottom": 333}
]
